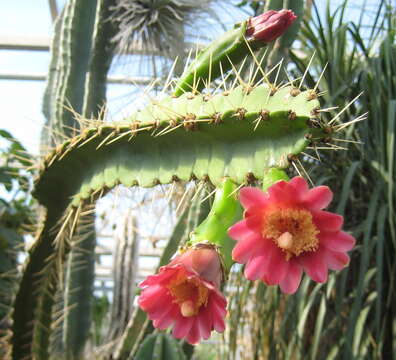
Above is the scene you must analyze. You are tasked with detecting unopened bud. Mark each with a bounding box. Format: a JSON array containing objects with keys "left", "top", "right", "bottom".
[{"left": 246, "top": 9, "right": 297, "bottom": 43}]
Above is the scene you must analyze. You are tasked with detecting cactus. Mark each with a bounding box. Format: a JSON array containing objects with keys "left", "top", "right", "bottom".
[
  {"left": 13, "top": 0, "right": 117, "bottom": 357},
  {"left": 12, "top": 76, "right": 330, "bottom": 358},
  {"left": 10, "top": 6, "right": 353, "bottom": 358},
  {"left": 35, "top": 82, "right": 322, "bottom": 208},
  {"left": 265, "top": 0, "right": 307, "bottom": 71},
  {"left": 107, "top": 214, "right": 139, "bottom": 341},
  {"left": 188, "top": 178, "right": 242, "bottom": 271},
  {"left": 135, "top": 333, "right": 186, "bottom": 360}
]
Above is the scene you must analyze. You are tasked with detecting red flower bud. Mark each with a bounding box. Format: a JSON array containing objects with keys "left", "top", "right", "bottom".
[{"left": 246, "top": 9, "right": 297, "bottom": 43}]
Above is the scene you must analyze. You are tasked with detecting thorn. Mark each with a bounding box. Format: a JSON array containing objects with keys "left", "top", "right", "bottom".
[
  {"left": 334, "top": 112, "right": 367, "bottom": 132},
  {"left": 106, "top": 130, "right": 132, "bottom": 145},
  {"left": 301, "top": 151, "right": 320, "bottom": 162},
  {"left": 291, "top": 159, "right": 303, "bottom": 177},
  {"left": 313, "top": 62, "right": 328, "bottom": 92},
  {"left": 299, "top": 51, "right": 316, "bottom": 89},
  {"left": 162, "top": 56, "right": 179, "bottom": 96},
  {"left": 157, "top": 123, "right": 183, "bottom": 136},
  {"left": 200, "top": 187, "right": 217, "bottom": 204},
  {"left": 273, "top": 58, "right": 284, "bottom": 89},
  {"left": 295, "top": 157, "right": 314, "bottom": 186},
  {"left": 328, "top": 93, "right": 364, "bottom": 125},
  {"left": 96, "top": 130, "right": 116, "bottom": 150},
  {"left": 229, "top": 182, "right": 245, "bottom": 198},
  {"left": 175, "top": 184, "right": 190, "bottom": 214},
  {"left": 77, "top": 131, "right": 99, "bottom": 148},
  {"left": 316, "top": 106, "right": 339, "bottom": 113},
  {"left": 332, "top": 137, "right": 363, "bottom": 145}
]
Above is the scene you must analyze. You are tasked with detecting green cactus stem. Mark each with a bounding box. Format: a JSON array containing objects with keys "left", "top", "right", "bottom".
[
  {"left": 135, "top": 333, "right": 186, "bottom": 360},
  {"left": 262, "top": 167, "right": 290, "bottom": 191},
  {"left": 189, "top": 178, "right": 242, "bottom": 272},
  {"left": 173, "top": 9, "right": 296, "bottom": 97}
]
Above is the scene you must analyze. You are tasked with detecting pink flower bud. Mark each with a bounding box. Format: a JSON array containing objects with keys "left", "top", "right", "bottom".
[{"left": 246, "top": 9, "right": 297, "bottom": 43}]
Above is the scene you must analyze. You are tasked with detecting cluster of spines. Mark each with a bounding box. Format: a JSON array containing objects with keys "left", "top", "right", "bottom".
[{"left": 37, "top": 86, "right": 325, "bottom": 171}]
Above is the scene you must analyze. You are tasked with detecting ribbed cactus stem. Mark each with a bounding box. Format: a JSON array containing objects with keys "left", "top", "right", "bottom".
[{"left": 107, "top": 214, "right": 139, "bottom": 341}]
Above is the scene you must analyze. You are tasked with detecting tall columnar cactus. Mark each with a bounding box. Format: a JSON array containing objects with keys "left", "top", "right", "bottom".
[
  {"left": 264, "top": 0, "right": 307, "bottom": 70},
  {"left": 135, "top": 333, "right": 186, "bottom": 360},
  {"left": 21, "top": 0, "right": 117, "bottom": 359},
  {"left": 10, "top": 6, "right": 356, "bottom": 360},
  {"left": 107, "top": 214, "right": 139, "bottom": 341}
]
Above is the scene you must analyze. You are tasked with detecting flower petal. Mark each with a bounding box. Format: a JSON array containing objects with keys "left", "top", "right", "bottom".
[
  {"left": 279, "top": 260, "right": 303, "bottom": 294},
  {"left": 267, "top": 180, "right": 294, "bottom": 203},
  {"left": 326, "top": 250, "right": 350, "bottom": 270},
  {"left": 313, "top": 210, "right": 344, "bottom": 232},
  {"left": 172, "top": 316, "right": 194, "bottom": 339},
  {"left": 186, "top": 320, "right": 201, "bottom": 345},
  {"left": 244, "top": 254, "right": 269, "bottom": 280},
  {"left": 299, "top": 247, "right": 328, "bottom": 283},
  {"left": 232, "top": 232, "right": 265, "bottom": 263},
  {"left": 138, "top": 285, "right": 169, "bottom": 311},
  {"left": 212, "top": 290, "right": 227, "bottom": 311},
  {"left": 211, "top": 299, "right": 226, "bottom": 332},
  {"left": 239, "top": 187, "right": 268, "bottom": 210},
  {"left": 320, "top": 231, "right": 356, "bottom": 252},
  {"left": 197, "top": 306, "right": 212, "bottom": 340},
  {"left": 302, "top": 186, "right": 333, "bottom": 211},
  {"left": 228, "top": 219, "right": 258, "bottom": 241},
  {"left": 153, "top": 305, "right": 175, "bottom": 330},
  {"left": 261, "top": 246, "right": 289, "bottom": 285},
  {"left": 289, "top": 176, "right": 309, "bottom": 198},
  {"left": 140, "top": 266, "right": 178, "bottom": 286}
]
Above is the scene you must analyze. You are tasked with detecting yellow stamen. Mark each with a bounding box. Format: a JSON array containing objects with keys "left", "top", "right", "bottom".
[
  {"left": 263, "top": 208, "right": 319, "bottom": 260},
  {"left": 168, "top": 276, "right": 209, "bottom": 317}
]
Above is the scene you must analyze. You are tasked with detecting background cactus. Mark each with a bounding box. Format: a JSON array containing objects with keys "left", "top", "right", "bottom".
[
  {"left": 38, "top": 0, "right": 117, "bottom": 358},
  {"left": 135, "top": 332, "right": 186, "bottom": 360},
  {"left": 107, "top": 213, "right": 139, "bottom": 341}
]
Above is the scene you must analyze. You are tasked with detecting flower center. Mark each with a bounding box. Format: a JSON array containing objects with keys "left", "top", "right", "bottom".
[
  {"left": 263, "top": 208, "right": 319, "bottom": 260},
  {"left": 168, "top": 276, "right": 209, "bottom": 317}
]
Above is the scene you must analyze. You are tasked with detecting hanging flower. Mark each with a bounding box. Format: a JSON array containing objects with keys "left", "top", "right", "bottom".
[
  {"left": 228, "top": 177, "right": 355, "bottom": 294},
  {"left": 246, "top": 9, "right": 297, "bottom": 43},
  {"left": 138, "top": 244, "right": 227, "bottom": 344}
]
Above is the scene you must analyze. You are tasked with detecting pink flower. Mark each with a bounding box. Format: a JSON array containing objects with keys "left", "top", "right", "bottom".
[
  {"left": 246, "top": 9, "right": 297, "bottom": 43},
  {"left": 228, "top": 177, "right": 355, "bottom": 294},
  {"left": 138, "top": 244, "right": 227, "bottom": 344}
]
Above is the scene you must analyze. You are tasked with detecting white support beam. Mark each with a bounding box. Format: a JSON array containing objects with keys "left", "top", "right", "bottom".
[
  {"left": 0, "top": 35, "right": 203, "bottom": 55},
  {"left": 0, "top": 72, "right": 159, "bottom": 85},
  {"left": 0, "top": 36, "right": 50, "bottom": 51}
]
